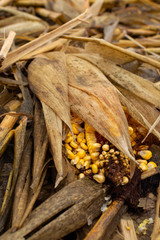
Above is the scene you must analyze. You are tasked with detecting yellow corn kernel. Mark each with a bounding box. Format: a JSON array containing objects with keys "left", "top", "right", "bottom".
[
  {"left": 77, "top": 132, "right": 85, "bottom": 143},
  {"left": 91, "top": 143, "right": 101, "bottom": 152},
  {"left": 137, "top": 159, "right": 148, "bottom": 165},
  {"left": 128, "top": 126, "right": 134, "bottom": 135},
  {"left": 93, "top": 172, "right": 105, "bottom": 183},
  {"left": 70, "top": 141, "right": 78, "bottom": 149},
  {"left": 131, "top": 132, "right": 137, "bottom": 139},
  {"left": 102, "top": 144, "right": 109, "bottom": 151},
  {"left": 71, "top": 123, "right": 83, "bottom": 132},
  {"left": 85, "top": 123, "right": 95, "bottom": 133},
  {"left": 99, "top": 161, "right": 104, "bottom": 168},
  {"left": 80, "top": 142, "right": 88, "bottom": 151},
  {"left": 72, "top": 126, "right": 79, "bottom": 135},
  {"left": 77, "top": 149, "right": 86, "bottom": 158},
  {"left": 121, "top": 176, "right": 129, "bottom": 185},
  {"left": 109, "top": 149, "right": 115, "bottom": 154},
  {"left": 138, "top": 145, "right": 149, "bottom": 150},
  {"left": 76, "top": 162, "right": 83, "bottom": 169},
  {"left": 82, "top": 139, "right": 86, "bottom": 143},
  {"left": 83, "top": 155, "right": 91, "bottom": 161},
  {"left": 99, "top": 154, "right": 104, "bottom": 160},
  {"left": 94, "top": 160, "right": 100, "bottom": 166},
  {"left": 65, "top": 143, "right": 72, "bottom": 151},
  {"left": 91, "top": 164, "right": 98, "bottom": 174},
  {"left": 85, "top": 123, "right": 97, "bottom": 154},
  {"left": 102, "top": 151, "right": 107, "bottom": 156},
  {"left": 79, "top": 159, "right": 85, "bottom": 165},
  {"left": 78, "top": 173, "right": 85, "bottom": 179},
  {"left": 83, "top": 160, "right": 91, "bottom": 169},
  {"left": 138, "top": 150, "right": 152, "bottom": 160},
  {"left": 139, "top": 163, "right": 148, "bottom": 172},
  {"left": 65, "top": 135, "right": 73, "bottom": 143},
  {"left": 131, "top": 141, "right": 136, "bottom": 147},
  {"left": 91, "top": 152, "right": 100, "bottom": 161},
  {"left": 66, "top": 149, "right": 76, "bottom": 159},
  {"left": 147, "top": 162, "right": 157, "bottom": 170},
  {"left": 72, "top": 155, "right": 80, "bottom": 164},
  {"left": 101, "top": 168, "right": 105, "bottom": 174}
]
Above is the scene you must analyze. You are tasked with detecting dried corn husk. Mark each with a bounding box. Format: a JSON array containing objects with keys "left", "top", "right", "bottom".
[{"left": 67, "top": 54, "right": 135, "bottom": 164}]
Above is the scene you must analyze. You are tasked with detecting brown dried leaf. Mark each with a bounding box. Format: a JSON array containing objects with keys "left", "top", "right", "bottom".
[
  {"left": 28, "top": 52, "right": 71, "bottom": 131},
  {"left": 85, "top": 41, "right": 134, "bottom": 64},
  {"left": 76, "top": 53, "right": 160, "bottom": 109},
  {"left": 42, "top": 102, "right": 68, "bottom": 187},
  {"left": 67, "top": 55, "right": 135, "bottom": 163},
  {"left": 117, "top": 88, "right": 160, "bottom": 140}
]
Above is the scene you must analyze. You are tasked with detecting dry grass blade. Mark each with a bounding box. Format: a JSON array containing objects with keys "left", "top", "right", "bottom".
[
  {"left": 0, "top": 100, "right": 21, "bottom": 142},
  {"left": 151, "top": 183, "right": 160, "bottom": 240},
  {"left": 0, "top": 6, "right": 46, "bottom": 21},
  {"left": 0, "top": 31, "right": 16, "bottom": 60},
  {"left": 67, "top": 55, "right": 135, "bottom": 164},
  {"left": 28, "top": 53, "right": 71, "bottom": 130},
  {"left": 22, "top": 28, "right": 85, "bottom": 60},
  {"left": 0, "top": 0, "right": 103, "bottom": 71},
  {"left": 142, "top": 115, "right": 160, "bottom": 142},
  {"left": 0, "top": 21, "right": 46, "bottom": 37},
  {"left": 76, "top": 54, "right": 160, "bottom": 109},
  {"left": 0, "top": 169, "right": 13, "bottom": 232},
  {"left": 63, "top": 36, "right": 160, "bottom": 69},
  {"left": 18, "top": 167, "right": 47, "bottom": 229},
  {"left": 31, "top": 99, "right": 49, "bottom": 192},
  {"left": 12, "top": 117, "right": 28, "bottom": 187},
  {"left": 0, "top": 0, "right": 13, "bottom": 6},
  {"left": 12, "top": 140, "right": 32, "bottom": 230}
]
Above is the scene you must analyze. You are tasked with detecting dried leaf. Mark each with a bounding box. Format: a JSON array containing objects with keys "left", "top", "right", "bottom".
[
  {"left": 28, "top": 53, "right": 71, "bottom": 130},
  {"left": 67, "top": 54, "right": 135, "bottom": 163},
  {"left": 76, "top": 53, "right": 160, "bottom": 109},
  {"left": 117, "top": 87, "right": 160, "bottom": 140},
  {"left": 42, "top": 102, "right": 67, "bottom": 186}
]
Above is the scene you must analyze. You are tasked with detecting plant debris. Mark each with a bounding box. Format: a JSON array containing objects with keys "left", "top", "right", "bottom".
[{"left": 0, "top": 0, "right": 160, "bottom": 239}]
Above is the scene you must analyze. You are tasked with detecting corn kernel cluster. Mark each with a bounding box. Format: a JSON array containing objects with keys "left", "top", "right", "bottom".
[{"left": 64, "top": 115, "right": 157, "bottom": 186}]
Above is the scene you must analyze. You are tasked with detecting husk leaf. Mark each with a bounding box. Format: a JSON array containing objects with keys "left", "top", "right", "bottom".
[{"left": 67, "top": 55, "right": 135, "bottom": 166}]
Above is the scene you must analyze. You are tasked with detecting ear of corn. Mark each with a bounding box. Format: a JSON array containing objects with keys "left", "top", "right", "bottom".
[{"left": 64, "top": 114, "right": 157, "bottom": 185}]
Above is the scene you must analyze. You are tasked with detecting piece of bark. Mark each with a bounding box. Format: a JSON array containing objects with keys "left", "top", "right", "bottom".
[
  {"left": 1, "top": 178, "right": 107, "bottom": 240},
  {"left": 84, "top": 199, "right": 127, "bottom": 240}
]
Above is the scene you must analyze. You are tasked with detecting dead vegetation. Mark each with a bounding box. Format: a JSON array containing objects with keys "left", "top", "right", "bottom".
[{"left": 0, "top": 0, "right": 160, "bottom": 239}]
